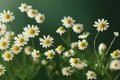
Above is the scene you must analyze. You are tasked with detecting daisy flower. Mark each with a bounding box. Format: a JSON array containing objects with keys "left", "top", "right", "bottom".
[
  {"left": 0, "top": 64, "right": 6, "bottom": 76},
  {"left": 2, "top": 50, "right": 14, "bottom": 61},
  {"left": 39, "top": 35, "right": 54, "bottom": 48},
  {"left": 63, "top": 49, "right": 75, "bottom": 57},
  {"left": 56, "top": 26, "right": 66, "bottom": 35},
  {"left": 35, "top": 13, "right": 45, "bottom": 23},
  {"left": 5, "top": 31, "right": 15, "bottom": 40},
  {"left": 62, "top": 67, "right": 73, "bottom": 76},
  {"left": 0, "top": 10, "right": 15, "bottom": 23},
  {"left": 69, "top": 58, "right": 80, "bottom": 67},
  {"left": 76, "top": 61, "right": 88, "bottom": 69},
  {"left": 0, "top": 38, "right": 9, "bottom": 50},
  {"left": 111, "top": 49, "right": 120, "bottom": 59},
  {"left": 110, "top": 59, "right": 120, "bottom": 70},
  {"left": 71, "top": 42, "right": 78, "bottom": 49},
  {"left": 31, "top": 49, "right": 40, "bottom": 58},
  {"left": 55, "top": 45, "right": 64, "bottom": 54},
  {"left": 114, "top": 32, "right": 119, "bottom": 37},
  {"left": 78, "top": 32, "right": 90, "bottom": 39},
  {"left": 61, "top": 16, "right": 75, "bottom": 28},
  {"left": 86, "top": 71, "right": 97, "bottom": 80},
  {"left": 23, "top": 24, "right": 40, "bottom": 38},
  {"left": 72, "top": 24, "right": 84, "bottom": 33},
  {"left": 93, "top": 19, "right": 109, "bottom": 31},
  {"left": 11, "top": 44, "right": 22, "bottom": 54},
  {"left": 78, "top": 39, "right": 88, "bottom": 50},
  {"left": 0, "top": 23, "right": 6, "bottom": 35},
  {"left": 19, "top": 3, "right": 32, "bottom": 12},
  {"left": 27, "top": 9, "right": 38, "bottom": 18},
  {"left": 24, "top": 46, "right": 32, "bottom": 55},
  {"left": 44, "top": 49, "right": 55, "bottom": 59}
]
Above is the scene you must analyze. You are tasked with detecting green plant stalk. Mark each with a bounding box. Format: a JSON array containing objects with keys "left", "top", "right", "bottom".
[
  {"left": 67, "top": 28, "right": 71, "bottom": 44},
  {"left": 60, "top": 35, "right": 70, "bottom": 47}
]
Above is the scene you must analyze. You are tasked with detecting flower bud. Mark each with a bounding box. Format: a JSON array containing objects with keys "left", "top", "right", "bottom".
[{"left": 98, "top": 43, "right": 107, "bottom": 55}]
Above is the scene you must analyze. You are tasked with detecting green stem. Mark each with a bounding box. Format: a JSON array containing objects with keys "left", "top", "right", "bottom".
[
  {"left": 31, "top": 39, "right": 35, "bottom": 49},
  {"left": 60, "top": 35, "right": 70, "bottom": 47},
  {"left": 67, "top": 28, "right": 71, "bottom": 44}
]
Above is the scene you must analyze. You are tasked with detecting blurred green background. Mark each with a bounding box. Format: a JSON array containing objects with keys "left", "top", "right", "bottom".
[{"left": 0, "top": 0, "right": 120, "bottom": 79}]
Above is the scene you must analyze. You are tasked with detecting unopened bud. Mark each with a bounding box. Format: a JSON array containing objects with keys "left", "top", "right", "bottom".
[{"left": 98, "top": 43, "right": 107, "bottom": 55}]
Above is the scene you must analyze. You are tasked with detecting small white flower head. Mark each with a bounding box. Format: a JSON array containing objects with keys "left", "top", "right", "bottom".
[
  {"left": 69, "top": 58, "right": 80, "bottom": 67},
  {"left": 114, "top": 32, "right": 119, "bottom": 37},
  {"left": 11, "top": 44, "right": 22, "bottom": 54},
  {"left": 39, "top": 35, "right": 54, "bottom": 48},
  {"left": 23, "top": 24, "right": 40, "bottom": 38},
  {"left": 44, "top": 49, "right": 55, "bottom": 59},
  {"left": 0, "top": 64, "right": 6, "bottom": 76},
  {"left": 62, "top": 67, "right": 73, "bottom": 76},
  {"left": 72, "top": 24, "right": 84, "bottom": 33},
  {"left": 55, "top": 45, "right": 64, "bottom": 54},
  {"left": 19, "top": 3, "right": 32, "bottom": 12},
  {"left": 76, "top": 61, "right": 88, "bottom": 69},
  {"left": 63, "top": 49, "right": 75, "bottom": 57},
  {"left": 110, "top": 59, "right": 120, "bottom": 70},
  {"left": 0, "top": 10, "right": 15, "bottom": 23},
  {"left": 94, "top": 19, "right": 109, "bottom": 32},
  {"left": 35, "top": 13, "right": 45, "bottom": 23},
  {"left": 86, "top": 71, "right": 97, "bottom": 80},
  {"left": 71, "top": 42, "right": 78, "bottom": 49},
  {"left": 32, "top": 57, "right": 39, "bottom": 63},
  {"left": 24, "top": 46, "right": 32, "bottom": 55},
  {"left": 27, "top": 9, "right": 38, "bottom": 18},
  {"left": 2, "top": 50, "right": 14, "bottom": 61},
  {"left": 14, "top": 34, "right": 29, "bottom": 46},
  {"left": 0, "top": 23, "right": 6, "bottom": 35},
  {"left": 61, "top": 16, "right": 75, "bottom": 28},
  {"left": 31, "top": 49, "right": 40, "bottom": 58},
  {"left": 5, "top": 31, "right": 15, "bottom": 40},
  {"left": 78, "top": 39, "right": 88, "bottom": 50},
  {"left": 78, "top": 32, "right": 90, "bottom": 39},
  {"left": 56, "top": 26, "right": 66, "bottom": 35},
  {"left": 98, "top": 43, "right": 107, "bottom": 55},
  {"left": 110, "top": 49, "right": 120, "bottom": 59},
  {"left": 41, "top": 59, "right": 48, "bottom": 66},
  {"left": 0, "top": 38, "right": 10, "bottom": 50}
]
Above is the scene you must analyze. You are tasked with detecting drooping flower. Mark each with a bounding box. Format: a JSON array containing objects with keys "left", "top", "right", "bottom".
[
  {"left": 0, "top": 23, "right": 6, "bottom": 36},
  {"left": 78, "top": 32, "right": 90, "bottom": 39},
  {"left": 56, "top": 26, "right": 66, "bottom": 35},
  {"left": 114, "top": 32, "right": 119, "bottom": 37}
]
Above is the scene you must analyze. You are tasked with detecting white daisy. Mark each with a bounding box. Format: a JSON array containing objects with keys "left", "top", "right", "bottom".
[
  {"left": 86, "top": 71, "right": 97, "bottom": 80},
  {"left": 69, "top": 58, "right": 80, "bottom": 67},
  {"left": 56, "top": 26, "right": 66, "bottom": 35},
  {"left": 2, "top": 50, "right": 14, "bottom": 61},
  {"left": 44, "top": 49, "right": 55, "bottom": 59},
  {"left": 61, "top": 16, "right": 75, "bottom": 28},
  {"left": 35, "top": 13, "right": 45, "bottom": 23},
  {"left": 24, "top": 46, "right": 32, "bottom": 55},
  {"left": 55, "top": 45, "right": 64, "bottom": 54},
  {"left": 72, "top": 24, "right": 84, "bottom": 33},
  {"left": 27, "top": 9, "right": 38, "bottom": 18},
  {"left": 0, "top": 64, "right": 6, "bottom": 76},
  {"left": 98, "top": 43, "right": 107, "bottom": 55},
  {"left": 23, "top": 24, "right": 40, "bottom": 38},
  {"left": 63, "top": 49, "right": 75, "bottom": 57},
  {"left": 39, "top": 35, "right": 54, "bottom": 48},
  {"left": 31, "top": 49, "right": 40, "bottom": 58},
  {"left": 62, "top": 67, "right": 73, "bottom": 76},
  {"left": 0, "top": 23, "right": 6, "bottom": 35},
  {"left": 93, "top": 19, "right": 109, "bottom": 31},
  {"left": 110, "top": 59, "right": 120, "bottom": 70},
  {"left": 76, "top": 61, "right": 88, "bottom": 69},
  {"left": 11, "top": 44, "right": 22, "bottom": 54},
  {"left": 5, "top": 31, "right": 15, "bottom": 40},
  {"left": 0, "top": 10, "right": 15, "bottom": 23},
  {"left": 71, "top": 42, "right": 78, "bottom": 49},
  {"left": 78, "top": 32, "right": 90, "bottom": 39},
  {"left": 114, "top": 32, "right": 119, "bottom": 37},
  {"left": 19, "top": 3, "right": 32, "bottom": 12},
  {"left": 41, "top": 59, "right": 48, "bottom": 66},
  {"left": 111, "top": 49, "right": 120, "bottom": 59},
  {"left": 0, "top": 38, "right": 9, "bottom": 50},
  {"left": 78, "top": 39, "right": 88, "bottom": 50}
]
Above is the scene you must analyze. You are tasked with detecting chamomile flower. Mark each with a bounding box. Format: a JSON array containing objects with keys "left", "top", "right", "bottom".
[
  {"left": 72, "top": 24, "right": 84, "bottom": 33},
  {"left": 93, "top": 19, "right": 109, "bottom": 31},
  {"left": 78, "top": 39, "right": 88, "bottom": 50},
  {"left": 27, "top": 9, "right": 38, "bottom": 18},
  {"left": 111, "top": 49, "right": 120, "bottom": 59},
  {"left": 0, "top": 23, "right": 6, "bottom": 35},
  {"left": 55, "top": 45, "right": 64, "bottom": 54},
  {"left": 69, "top": 58, "right": 80, "bottom": 67},
  {"left": 31, "top": 49, "right": 40, "bottom": 58},
  {"left": 2, "top": 50, "right": 14, "bottom": 61},
  {"left": 24, "top": 46, "right": 32, "bottom": 55},
  {"left": 35, "top": 13, "right": 45, "bottom": 23},
  {"left": 44, "top": 49, "right": 55, "bottom": 59},
  {"left": 86, "top": 71, "right": 97, "bottom": 80},
  {"left": 0, "top": 64, "right": 6, "bottom": 76},
  {"left": 14, "top": 34, "right": 28, "bottom": 46},
  {"left": 110, "top": 59, "right": 120, "bottom": 70},
  {"left": 61, "top": 16, "right": 75, "bottom": 28},
  {"left": 0, "top": 10, "right": 15, "bottom": 23},
  {"left": 5, "top": 31, "right": 14, "bottom": 40},
  {"left": 76, "top": 61, "right": 88, "bottom": 69},
  {"left": 0, "top": 38, "right": 9, "bottom": 50},
  {"left": 39, "top": 35, "right": 54, "bottom": 48},
  {"left": 56, "top": 26, "right": 66, "bottom": 35},
  {"left": 11, "top": 44, "right": 22, "bottom": 54},
  {"left": 78, "top": 32, "right": 90, "bottom": 39},
  {"left": 19, "top": 3, "right": 32, "bottom": 12},
  {"left": 23, "top": 24, "right": 40, "bottom": 38},
  {"left": 63, "top": 49, "right": 75, "bottom": 57},
  {"left": 71, "top": 42, "right": 78, "bottom": 49},
  {"left": 62, "top": 67, "right": 73, "bottom": 76}
]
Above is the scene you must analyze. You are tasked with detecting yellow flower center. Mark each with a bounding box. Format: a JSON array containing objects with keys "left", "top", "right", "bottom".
[
  {"left": 4, "top": 13, "right": 10, "bottom": 19},
  {"left": 31, "top": 10, "right": 36, "bottom": 14},
  {"left": 99, "top": 23, "right": 105, "bottom": 28},
  {"left": 90, "top": 73, "right": 94, "bottom": 77},
  {"left": 114, "top": 63, "right": 118, "bottom": 67},
  {"left": 0, "top": 41, "right": 6, "bottom": 47},
  {"left": 5, "top": 53, "right": 11, "bottom": 58},
  {"left": 79, "top": 42, "right": 85, "bottom": 47},
  {"left": 57, "top": 45, "right": 63, "bottom": 50},
  {"left": 72, "top": 58, "right": 78, "bottom": 64},
  {"left": 26, "top": 47, "right": 32, "bottom": 51},
  {"left": 18, "top": 38, "right": 24, "bottom": 43},
  {"left": 66, "top": 19, "right": 71, "bottom": 24},
  {"left": 76, "top": 26, "right": 81, "bottom": 30},
  {"left": 39, "top": 16, "right": 43, "bottom": 20},
  {"left": 29, "top": 29, "right": 35, "bottom": 34},
  {"left": 35, "top": 52, "right": 39, "bottom": 56},
  {"left": 59, "top": 26, "right": 64, "bottom": 31},
  {"left": 113, "top": 51, "right": 118, "bottom": 56},
  {"left": 13, "top": 45, "right": 19, "bottom": 51},
  {"left": 44, "top": 39, "right": 50, "bottom": 44},
  {"left": 0, "top": 68, "right": 3, "bottom": 72},
  {"left": 66, "top": 69, "right": 70, "bottom": 73},
  {"left": 23, "top": 6, "right": 27, "bottom": 9},
  {"left": 0, "top": 28, "right": 2, "bottom": 31},
  {"left": 47, "top": 52, "right": 53, "bottom": 57}
]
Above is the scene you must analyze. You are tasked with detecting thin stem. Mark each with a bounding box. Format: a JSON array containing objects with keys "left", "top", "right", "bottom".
[
  {"left": 31, "top": 39, "right": 35, "bottom": 49},
  {"left": 67, "top": 28, "right": 71, "bottom": 44},
  {"left": 94, "top": 32, "right": 100, "bottom": 54},
  {"left": 60, "top": 35, "right": 70, "bottom": 47}
]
